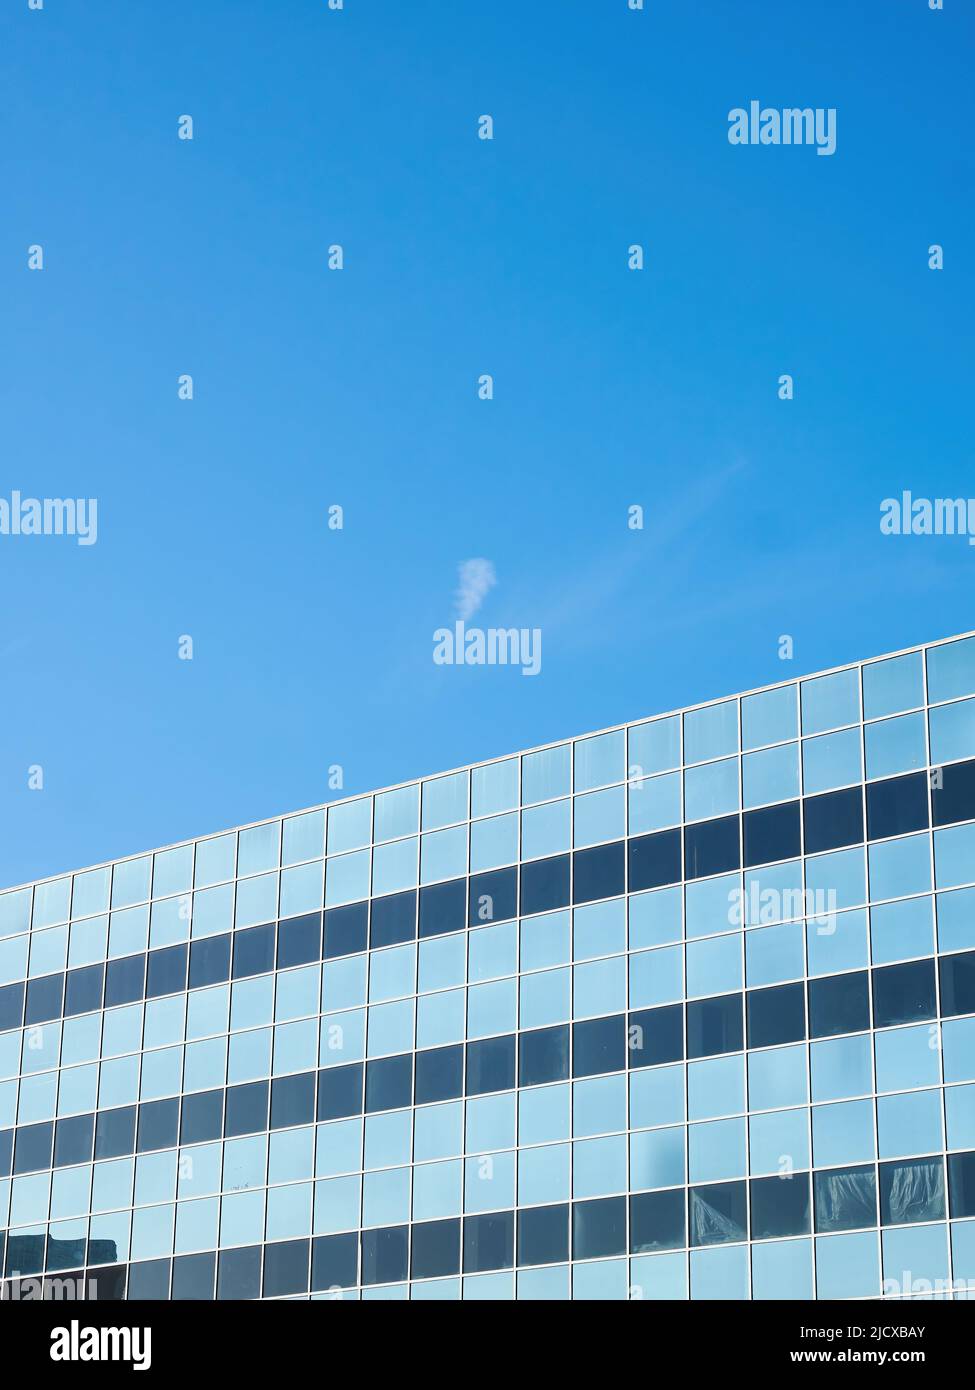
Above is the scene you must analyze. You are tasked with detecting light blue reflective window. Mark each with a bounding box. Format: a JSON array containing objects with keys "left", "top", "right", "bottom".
[
  {"left": 365, "top": 999, "right": 414, "bottom": 1058},
  {"left": 573, "top": 956, "right": 625, "bottom": 1018},
  {"left": 628, "top": 772, "right": 682, "bottom": 835},
  {"left": 141, "top": 1046, "right": 182, "bottom": 1101},
  {"left": 684, "top": 700, "right": 738, "bottom": 764},
  {"left": 135, "top": 1150, "right": 177, "bottom": 1207},
  {"left": 421, "top": 772, "right": 468, "bottom": 831},
  {"left": 806, "top": 907, "right": 868, "bottom": 976},
  {"left": 684, "top": 758, "right": 739, "bottom": 822},
  {"left": 230, "top": 974, "right": 274, "bottom": 1033},
  {"left": 520, "top": 967, "right": 570, "bottom": 1029},
  {"left": 943, "top": 1017, "right": 975, "bottom": 1082},
  {"left": 572, "top": 1134, "right": 626, "bottom": 1197},
  {"left": 937, "top": 886, "right": 975, "bottom": 953},
  {"left": 518, "top": 1083, "right": 570, "bottom": 1146},
  {"left": 520, "top": 799, "right": 569, "bottom": 860},
  {"left": 282, "top": 810, "right": 325, "bottom": 866},
  {"left": 273, "top": 1017, "right": 319, "bottom": 1074},
  {"left": 368, "top": 945, "right": 416, "bottom": 1003},
  {"left": 415, "top": 990, "right": 465, "bottom": 1049},
  {"left": 628, "top": 716, "right": 680, "bottom": 776},
  {"left": 279, "top": 861, "right": 323, "bottom": 919},
  {"left": 629, "top": 1064, "right": 685, "bottom": 1129},
  {"left": 70, "top": 868, "right": 110, "bottom": 920},
  {"left": 689, "top": 1117, "right": 745, "bottom": 1183},
  {"left": 742, "top": 743, "right": 799, "bottom": 809},
  {"left": 275, "top": 965, "right": 320, "bottom": 1024},
  {"left": 319, "top": 1007, "right": 367, "bottom": 1069},
  {"left": 865, "top": 712, "right": 926, "bottom": 780},
  {"left": 742, "top": 685, "right": 798, "bottom": 751},
  {"left": 412, "top": 1159, "right": 462, "bottom": 1220},
  {"left": 222, "top": 1134, "right": 267, "bottom": 1191},
  {"left": 875, "top": 1023, "right": 939, "bottom": 1092},
  {"left": 149, "top": 896, "right": 190, "bottom": 950},
  {"left": 573, "top": 1258, "right": 628, "bottom": 1301},
  {"left": 315, "top": 1112, "right": 361, "bottom": 1178},
  {"left": 690, "top": 1244, "right": 748, "bottom": 1300},
  {"left": 186, "top": 984, "right": 229, "bottom": 1043},
  {"left": 50, "top": 1167, "right": 92, "bottom": 1221},
  {"left": 870, "top": 896, "right": 934, "bottom": 965},
  {"left": 743, "top": 860, "right": 803, "bottom": 927},
  {"left": 220, "top": 1190, "right": 265, "bottom": 1247},
  {"left": 815, "top": 1230, "right": 879, "bottom": 1299},
  {"left": 930, "top": 698, "right": 975, "bottom": 767},
  {"left": 934, "top": 822, "right": 975, "bottom": 889},
  {"left": 882, "top": 1223, "right": 948, "bottom": 1294},
  {"left": 413, "top": 1101, "right": 463, "bottom": 1162},
  {"left": 748, "top": 1107, "right": 809, "bottom": 1175},
  {"left": 321, "top": 953, "right": 367, "bottom": 1011},
  {"left": 685, "top": 873, "right": 739, "bottom": 939},
  {"left": 0, "top": 889, "right": 31, "bottom": 943},
  {"left": 324, "top": 851, "right": 369, "bottom": 907},
  {"left": 472, "top": 759, "right": 518, "bottom": 819},
  {"left": 573, "top": 786, "right": 625, "bottom": 847},
  {"left": 373, "top": 786, "right": 418, "bottom": 844},
  {"left": 420, "top": 826, "right": 467, "bottom": 884},
  {"left": 573, "top": 1073, "right": 626, "bottom": 1137},
  {"left": 811, "top": 1034, "right": 873, "bottom": 1102},
  {"left": 574, "top": 731, "right": 624, "bottom": 792},
  {"left": 326, "top": 798, "right": 372, "bottom": 854},
  {"left": 686, "top": 934, "right": 741, "bottom": 998},
  {"left": 194, "top": 834, "right": 235, "bottom": 887},
  {"left": 371, "top": 839, "right": 417, "bottom": 897},
  {"left": 234, "top": 873, "right": 277, "bottom": 928},
  {"left": 745, "top": 921, "right": 804, "bottom": 987},
  {"left": 628, "top": 887, "right": 682, "bottom": 950},
  {"left": 362, "top": 1167, "right": 410, "bottom": 1228},
  {"left": 131, "top": 1204, "right": 174, "bottom": 1261},
  {"left": 752, "top": 1239, "right": 813, "bottom": 1300},
  {"left": 812, "top": 1099, "right": 875, "bottom": 1167},
  {"left": 190, "top": 885, "right": 232, "bottom": 940},
  {"left": 465, "top": 1092, "right": 515, "bottom": 1152},
  {"left": 183, "top": 1036, "right": 225, "bottom": 1092},
  {"left": 518, "top": 1143, "right": 570, "bottom": 1206},
  {"left": 19, "top": 1071, "right": 57, "bottom": 1122},
  {"left": 418, "top": 933, "right": 465, "bottom": 993},
  {"left": 806, "top": 847, "right": 866, "bottom": 911},
  {"left": 928, "top": 636, "right": 975, "bottom": 703},
  {"left": 313, "top": 1175, "right": 361, "bottom": 1235},
  {"left": 90, "top": 1209, "right": 131, "bottom": 1262},
  {"left": 470, "top": 813, "right": 518, "bottom": 872},
  {"left": 952, "top": 1219, "right": 975, "bottom": 1286},
  {"left": 630, "top": 1126, "right": 684, "bottom": 1190},
  {"left": 868, "top": 834, "right": 931, "bottom": 901},
  {"left": 748, "top": 1044, "right": 808, "bottom": 1111},
  {"left": 92, "top": 1158, "right": 133, "bottom": 1214},
  {"left": 67, "top": 914, "right": 108, "bottom": 967},
  {"left": 802, "top": 728, "right": 862, "bottom": 794},
  {"left": 111, "top": 859, "right": 151, "bottom": 911},
  {"left": 863, "top": 651, "right": 924, "bottom": 720},
  {"left": 101, "top": 1004, "right": 142, "bottom": 1058},
  {"left": 519, "top": 910, "right": 569, "bottom": 972},
  {"left": 238, "top": 822, "right": 280, "bottom": 878},
  {"left": 573, "top": 898, "right": 625, "bottom": 962},
  {"left": 229, "top": 1027, "right": 272, "bottom": 1084},
  {"left": 469, "top": 920, "right": 517, "bottom": 982},
  {"left": 946, "top": 1083, "right": 975, "bottom": 1150},
  {"left": 628, "top": 946, "right": 683, "bottom": 1009},
  {"left": 521, "top": 744, "right": 570, "bottom": 805},
  {"left": 518, "top": 1265, "right": 570, "bottom": 1300},
  {"left": 878, "top": 1088, "right": 943, "bottom": 1158},
  {"left": 61, "top": 1015, "right": 101, "bottom": 1068},
  {"left": 29, "top": 926, "right": 67, "bottom": 978},
  {"left": 467, "top": 979, "right": 516, "bottom": 1038},
  {"left": 688, "top": 1053, "right": 745, "bottom": 1120},
  {"left": 464, "top": 1150, "right": 515, "bottom": 1212},
  {"left": 108, "top": 906, "right": 149, "bottom": 959},
  {"left": 629, "top": 1251, "right": 686, "bottom": 1300},
  {"left": 801, "top": 668, "right": 860, "bottom": 736}
]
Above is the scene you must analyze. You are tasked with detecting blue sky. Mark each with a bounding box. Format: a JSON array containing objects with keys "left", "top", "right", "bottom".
[{"left": 2, "top": 0, "right": 972, "bottom": 887}]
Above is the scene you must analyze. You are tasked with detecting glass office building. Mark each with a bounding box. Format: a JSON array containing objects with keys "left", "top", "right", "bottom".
[{"left": 4, "top": 633, "right": 975, "bottom": 1302}]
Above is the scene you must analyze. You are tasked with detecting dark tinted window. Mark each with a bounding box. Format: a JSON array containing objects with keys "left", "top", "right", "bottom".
[
  {"left": 14, "top": 1122, "right": 54, "bottom": 1174},
  {"left": 743, "top": 802, "right": 801, "bottom": 868},
  {"left": 361, "top": 1225, "right": 409, "bottom": 1285},
  {"left": 415, "top": 1045, "right": 464, "bottom": 1104},
  {"left": 803, "top": 788, "right": 863, "bottom": 855},
  {"left": 180, "top": 1090, "right": 224, "bottom": 1145},
  {"left": 217, "top": 1246, "right": 260, "bottom": 1300},
  {"left": 94, "top": 1106, "right": 136, "bottom": 1160},
  {"left": 137, "top": 1099, "right": 179, "bottom": 1153},
  {"left": 867, "top": 772, "right": 929, "bottom": 840},
  {"left": 808, "top": 971, "right": 869, "bottom": 1038},
  {"left": 311, "top": 1233, "right": 358, "bottom": 1292},
  {"left": 129, "top": 1260, "right": 171, "bottom": 1300},
  {"left": 224, "top": 1082, "right": 269, "bottom": 1137},
  {"left": 411, "top": 1218, "right": 461, "bottom": 1279},
  {"left": 683, "top": 817, "right": 740, "bottom": 880},
  {"left": 814, "top": 1164, "right": 876, "bottom": 1232},
  {"left": 948, "top": 1150, "right": 975, "bottom": 1219},
  {"left": 750, "top": 1173, "right": 810, "bottom": 1239},
  {"left": 270, "top": 1072, "right": 316, "bottom": 1129},
  {"left": 627, "top": 1005, "right": 683, "bottom": 1068},
  {"left": 629, "top": 1189, "right": 685, "bottom": 1253},
  {"left": 370, "top": 892, "right": 416, "bottom": 949},
  {"left": 365, "top": 1054, "right": 413, "bottom": 1112},
  {"left": 572, "top": 1015, "right": 626, "bottom": 1077},
  {"left": 232, "top": 924, "right": 275, "bottom": 979},
  {"left": 189, "top": 934, "right": 231, "bottom": 989},
  {"left": 689, "top": 1181, "right": 747, "bottom": 1245},
  {"left": 872, "top": 959, "right": 936, "bottom": 1028},
  {"left": 466, "top": 1035, "right": 516, "bottom": 1095},
  {"left": 940, "top": 952, "right": 975, "bottom": 1017},
  {"left": 746, "top": 983, "right": 805, "bottom": 1048},
  {"left": 628, "top": 831, "right": 681, "bottom": 892},
  {"left": 418, "top": 880, "right": 466, "bottom": 939},
  {"left": 104, "top": 956, "right": 144, "bottom": 1009},
  {"left": 518, "top": 1025, "right": 569, "bottom": 1087},
  {"left": 932, "top": 759, "right": 975, "bottom": 827},
  {"left": 323, "top": 902, "right": 368, "bottom": 957},
  {"left": 172, "top": 1251, "right": 215, "bottom": 1301},
  {"left": 572, "top": 1196, "right": 626, "bottom": 1260},
  {"left": 146, "top": 945, "right": 188, "bottom": 999},
  {"left": 463, "top": 1211, "right": 515, "bottom": 1273},
  {"left": 277, "top": 914, "right": 322, "bottom": 969},
  {"left": 317, "top": 1064, "right": 364, "bottom": 1121},
  {"left": 517, "top": 1204, "right": 569, "bottom": 1267},
  {"left": 262, "top": 1239, "right": 309, "bottom": 1297},
  {"left": 686, "top": 994, "right": 743, "bottom": 1059},
  {"left": 64, "top": 966, "right": 103, "bottom": 1018},
  {"left": 519, "top": 856, "right": 570, "bottom": 916},
  {"left": 573, "top": 843, "right": 625, "bottom": 904},
  {"left": 879, "top": 1157, "right": 944, "bottom": 1226},
  {"left": 25, "top": 972, "right": 65, "bottom": 1023},
  {"left": 0, "top": 983, "right": 24, "bottom": 1033},
  {"left": 54, "top": 1113, "right": 94, "bottom": 1168},
  {"left": 468, "top": 868, "right": 517, "bottom": 927}
]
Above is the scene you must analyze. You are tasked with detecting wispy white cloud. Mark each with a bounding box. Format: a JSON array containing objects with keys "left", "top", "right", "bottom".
[{"left": 455, "top": 558, "right": 497, "bottom": 620}]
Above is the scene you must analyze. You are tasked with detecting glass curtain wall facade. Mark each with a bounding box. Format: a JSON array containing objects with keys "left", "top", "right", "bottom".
[{"left": 4, "top": 633, "right": 975, "bottom": 1300}]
